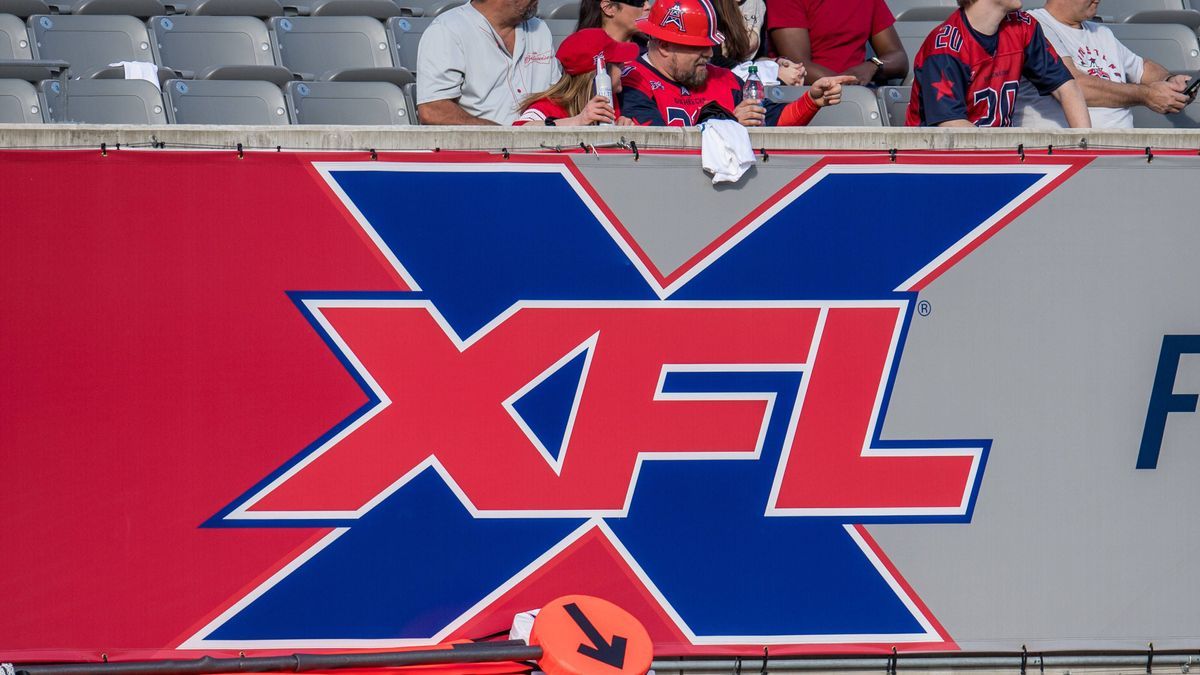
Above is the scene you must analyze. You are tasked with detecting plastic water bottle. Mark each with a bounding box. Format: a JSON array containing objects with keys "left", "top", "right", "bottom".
[
  {"left": 742, "top": 64, "right": 764, "bottom": 103},
  {"left": 593, "top": 53, "right": 614, "bottom": 126}
]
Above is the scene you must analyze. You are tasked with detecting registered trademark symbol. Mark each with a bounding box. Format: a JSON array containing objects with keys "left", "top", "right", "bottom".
[{"left": 917, "top": 300, "right": 932, "bottom": 317}]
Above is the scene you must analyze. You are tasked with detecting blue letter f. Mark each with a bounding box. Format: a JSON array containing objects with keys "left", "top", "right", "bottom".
[{"left": 1137, "top": 335, "right": 1200, "bottom": 469}]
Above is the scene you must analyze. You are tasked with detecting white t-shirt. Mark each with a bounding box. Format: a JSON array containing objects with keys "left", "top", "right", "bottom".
[
  {"left": 416, "top": 2, "right": 561, "bottom": 125},
  {"left": 1014, "top": 7, "right": 1144, "bottom": 128}
]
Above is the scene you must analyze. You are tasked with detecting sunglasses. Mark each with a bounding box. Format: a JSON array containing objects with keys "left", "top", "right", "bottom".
[{"left": 610, "top": 0, "right": 649, "bottom": 7}]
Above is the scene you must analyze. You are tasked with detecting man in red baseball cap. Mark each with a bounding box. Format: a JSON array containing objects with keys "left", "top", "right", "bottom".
[
  {"left": 514, "top": 28, "right": 641, "bottom": 125},
  {"left": 620, "top": 0, "right": 855, "bottom": 126}
]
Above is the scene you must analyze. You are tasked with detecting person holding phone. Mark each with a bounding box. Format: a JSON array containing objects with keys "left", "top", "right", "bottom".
[{"left": 1014, "top": 0, "right": 1196, "bottom": 128}]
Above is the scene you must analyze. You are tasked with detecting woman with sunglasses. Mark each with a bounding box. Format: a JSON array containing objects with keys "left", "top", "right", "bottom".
[{"left": 576, "top": 0, "right": 648, "bottom": 43}]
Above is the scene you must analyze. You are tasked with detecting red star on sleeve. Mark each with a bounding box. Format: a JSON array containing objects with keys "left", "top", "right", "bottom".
[{"left": 932, "top": 74, "right": 956, "bottom": 101}]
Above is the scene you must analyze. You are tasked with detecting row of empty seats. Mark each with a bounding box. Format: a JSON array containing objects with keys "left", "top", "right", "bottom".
[
  {"left": 0, "top": 77, "right": 414, "bottom": 122},
  {"left": 0, "top": 13, "right": 577, "bottom": 80},
  {"left": 6, "top": 79, "right": 1196, "bottom": 126}
]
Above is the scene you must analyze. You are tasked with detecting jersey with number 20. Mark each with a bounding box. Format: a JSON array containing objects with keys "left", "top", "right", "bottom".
[{"left": 906, "top": 9, "right": 1071, "bottom": 127}]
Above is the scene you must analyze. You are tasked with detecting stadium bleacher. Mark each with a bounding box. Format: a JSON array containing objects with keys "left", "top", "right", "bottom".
[{"left": 0, "top": 0, "right": 1197, "bottom": 125}]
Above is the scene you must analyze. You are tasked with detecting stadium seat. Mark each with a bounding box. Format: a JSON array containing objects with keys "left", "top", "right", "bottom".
[
  {"left": 544, "top": 18, "right": 574, "bottom": 50},
  {"left": 309, "top": 0, "right": 414, "bottom": 17},
  {"left": 1107, "top": 22, "right": 1200, "bottom": 72},
  {"left": 1, "top": 12, "right": 32, "bottom": 59},
  {"left": 768, "top": 84, "right": 884, "bottom": 126},
  {"left": 164, "top": 77, "right": 289, "bottom": 123},
  {"left": 537, "top": 0, "right": 577, "bottom": 20},
  {"left": 385, "top": 15, "right": 432, "bottom": 69},
  {"left": 149, "top": 16, "right": 294, "bottom": 86},
  {"left": 285, "top": 79, "right": 411, "bottom": 123},
  {"left": 0, "top": 0, "right": 49, "bottom": 18},
  {"left": 1093, "top": 0, "right": 1188, "bottom": 23},
  {"left": 0, "top": 77, "right": 42, "bottom": 121},
  {"left": 876, "top": 84, "right": 910, "bottom": 126},
  {"left": 1122, "top": 10, "right": 1200, "bottom": 32},
  {"left": 885, "top": 0, "right": 954, "bottom": 21},
  {"left": 39, "top": 77, "right": 167, "bottom": 122},
  {"left": 186, "top": 0, "right": 284, "bottom": 16},
  {"left": 894, "top": 21, "right": 939, "bottom": 84},
  {"left": 66, "top": 0, "right": 166, "bottom": 17},
  {"left": 28, "top": 15, "right": 155, "bottom": 78},
  {"left": 269, "top": 16, "right": 411, "bottom": 85},
  {"left": 396, "top": 0, "right": 463, "bottom": 17}
]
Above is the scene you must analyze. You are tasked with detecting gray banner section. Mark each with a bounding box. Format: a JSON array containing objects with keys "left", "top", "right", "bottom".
[
  {"left": 871, "top": 156, "right": 1200, "bottom": 649},
  {"left": 570, "top": 154, "right": 818, "bottom": 278},
  {"left": 573, "top": 152, "right": 1200, "bottom": 649}
]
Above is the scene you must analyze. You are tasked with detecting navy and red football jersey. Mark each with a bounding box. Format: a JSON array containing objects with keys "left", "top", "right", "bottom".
[
  {"left": 620, "top": 57, "right": 791, "bottom": 126},
  {"left": 906, "top": 9, "right": 1071, "bottom": 127}
]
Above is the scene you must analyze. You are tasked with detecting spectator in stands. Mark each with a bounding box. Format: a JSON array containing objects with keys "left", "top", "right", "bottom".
[
  {"left": 514, "top": 28, "right": 638, "bottom": 125},
  {"left": 1014, "top": 0, "right": 1194, "bottom": 128},
  {"left": 620, "top": 0, "right": 855, "bottom": 126},
  {"left": 416, "top": 0, "right": 561, "bottom": 125},
  {"left": 710, "top": 0, "right": 805, "bottom": 85},
  {"left": 767, "top": 0, "right": 908, "bottom": 86},
  {"left": 906, "top": 0, "right": 1090, "bottom": 127},
  {"left": 576, "top": 0, "right": 648, "bottom": 42}
]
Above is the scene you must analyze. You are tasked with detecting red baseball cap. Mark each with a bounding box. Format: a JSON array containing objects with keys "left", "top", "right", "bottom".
[
  {"left": 555, "top": 28, "right": 642, "bottom": 76},
  {"left": 637, "top": 0, "right": 725, "bottom": 47}
]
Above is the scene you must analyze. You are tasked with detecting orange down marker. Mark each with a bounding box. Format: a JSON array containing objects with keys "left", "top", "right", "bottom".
[{"left": 530, "top": 595, "right": 653, "bottom": 675}]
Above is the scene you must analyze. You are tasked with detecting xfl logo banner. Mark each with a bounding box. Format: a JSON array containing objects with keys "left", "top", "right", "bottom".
[{"left": 185, "top": 156, "right": 1078, "bottom": 653}]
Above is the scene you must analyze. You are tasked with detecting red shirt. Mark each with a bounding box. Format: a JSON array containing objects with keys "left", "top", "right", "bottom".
[{"left": 766, "top": 0, "right": 895, "bottom": 74}]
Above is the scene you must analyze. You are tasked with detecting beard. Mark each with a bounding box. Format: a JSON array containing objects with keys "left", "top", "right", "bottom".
[
  {"left": 518, "top": 0, "right": 537, "bottom": 20},
  {"left": 675, "top": 62, "right": 709, "bottom": 89}
]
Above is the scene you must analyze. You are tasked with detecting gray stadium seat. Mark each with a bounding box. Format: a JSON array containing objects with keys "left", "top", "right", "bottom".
[
  {"left": 0, "top": 77, "right": 42, "bottom": 120},
  {"left": 310, "top": 0, "right": 413, "bottom": 17},
  {"left": 285, "top": 79, "right": 411, "bottom": 123},
  {"left": 149, "top": 16, "right": 294, "bottom": 85},
  {"left": 544, "top": 18, "right": 574, "bottom": 50},
  {"left": 894, "top": 21, "right": 939, "bottom": 84},
  {"left": 39, "top": 77, "right": 166, "bottom": 122},
  {"left": 1107, "top": 22, "right": 1200, "bottom": 72},
  {"left": 393, "top": 0, "right": 462, "bottom": 17},
  {"left": 269, "top": 16, "right": 411, "bottom": 84},
  {"left": 1, "top": 12, "right": 31, "bottom": 58},
  {"left": 768, "top": 84, "right": 884, "bottom": 126},
  {"left": 537, "top": 0, "right": 577, "bottom": 20},
  {"left": 164, "top": 78, "right": 289, "bottom": 123},
  {"left": 1122, "top": 10, "right": 1200, "bottom": 32},
  {"left": 66, "top": 0, "right": 166, "bottom": 17},
  {"left": 385, "top": 15, "right": 432, "bottom": 69},
  {"left": 876, "top": 84, "right": 910, "bottom": 126},
  {"left": 1131, "top": 100, "right": 1200, "bottom": 128},
  {"left": 885, "top": 0, "right": 954, "bottom": 21},
  {"left": 187, "top": 0, "right": 283, "bottom": 16},
  {"left": 0, "top": 0, "right": 49, "bottom": 18},
  {"left": 1093, "top": 0, "right": 1187, "bottom": 22},
  {"left": 28, "top": 15, "right": 153, "bottom": 78}
]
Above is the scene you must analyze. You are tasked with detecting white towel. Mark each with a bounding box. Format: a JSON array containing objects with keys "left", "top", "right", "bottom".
[
  {"left": 109, "top": 61, "right": 160, "bottom": 90},
  {"left": 508, "top": 608, "right": 539, "bottom": 642},
  {"left": 732, "top": 59, "right": 781, "bottom": 86},
  {"left": 700, "top": 119, "right": 755, "bottom": 185}
]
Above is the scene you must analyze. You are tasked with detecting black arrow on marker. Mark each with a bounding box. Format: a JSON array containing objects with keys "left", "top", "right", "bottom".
[{"left": 563, "top": 602, "right": 628, "bottom": 669}]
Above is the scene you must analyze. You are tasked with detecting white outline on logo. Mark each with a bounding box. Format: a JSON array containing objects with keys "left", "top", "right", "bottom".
[{"left": 184, "top": 159, "right": 1066, "bottom": 650}]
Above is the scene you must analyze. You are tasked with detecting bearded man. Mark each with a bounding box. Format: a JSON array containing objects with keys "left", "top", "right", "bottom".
[{"left": 619, "top": 0, "right": 854, "bottom": 126}]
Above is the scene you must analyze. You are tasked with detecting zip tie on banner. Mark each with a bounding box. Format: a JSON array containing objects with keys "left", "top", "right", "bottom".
[
  {"left": 236, "top": 142, "right": 244, "bottom": 159},
  {"left": 1145, "top": 147, "right": 1154, "bottom": 163},
  {"left": 1017, "top": 143, "right": 1025, "bottom": 162}
]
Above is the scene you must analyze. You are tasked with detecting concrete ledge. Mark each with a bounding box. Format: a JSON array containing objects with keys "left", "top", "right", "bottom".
[{"left": 1, "top": 124, "right": 1199, "bottom": 152}]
